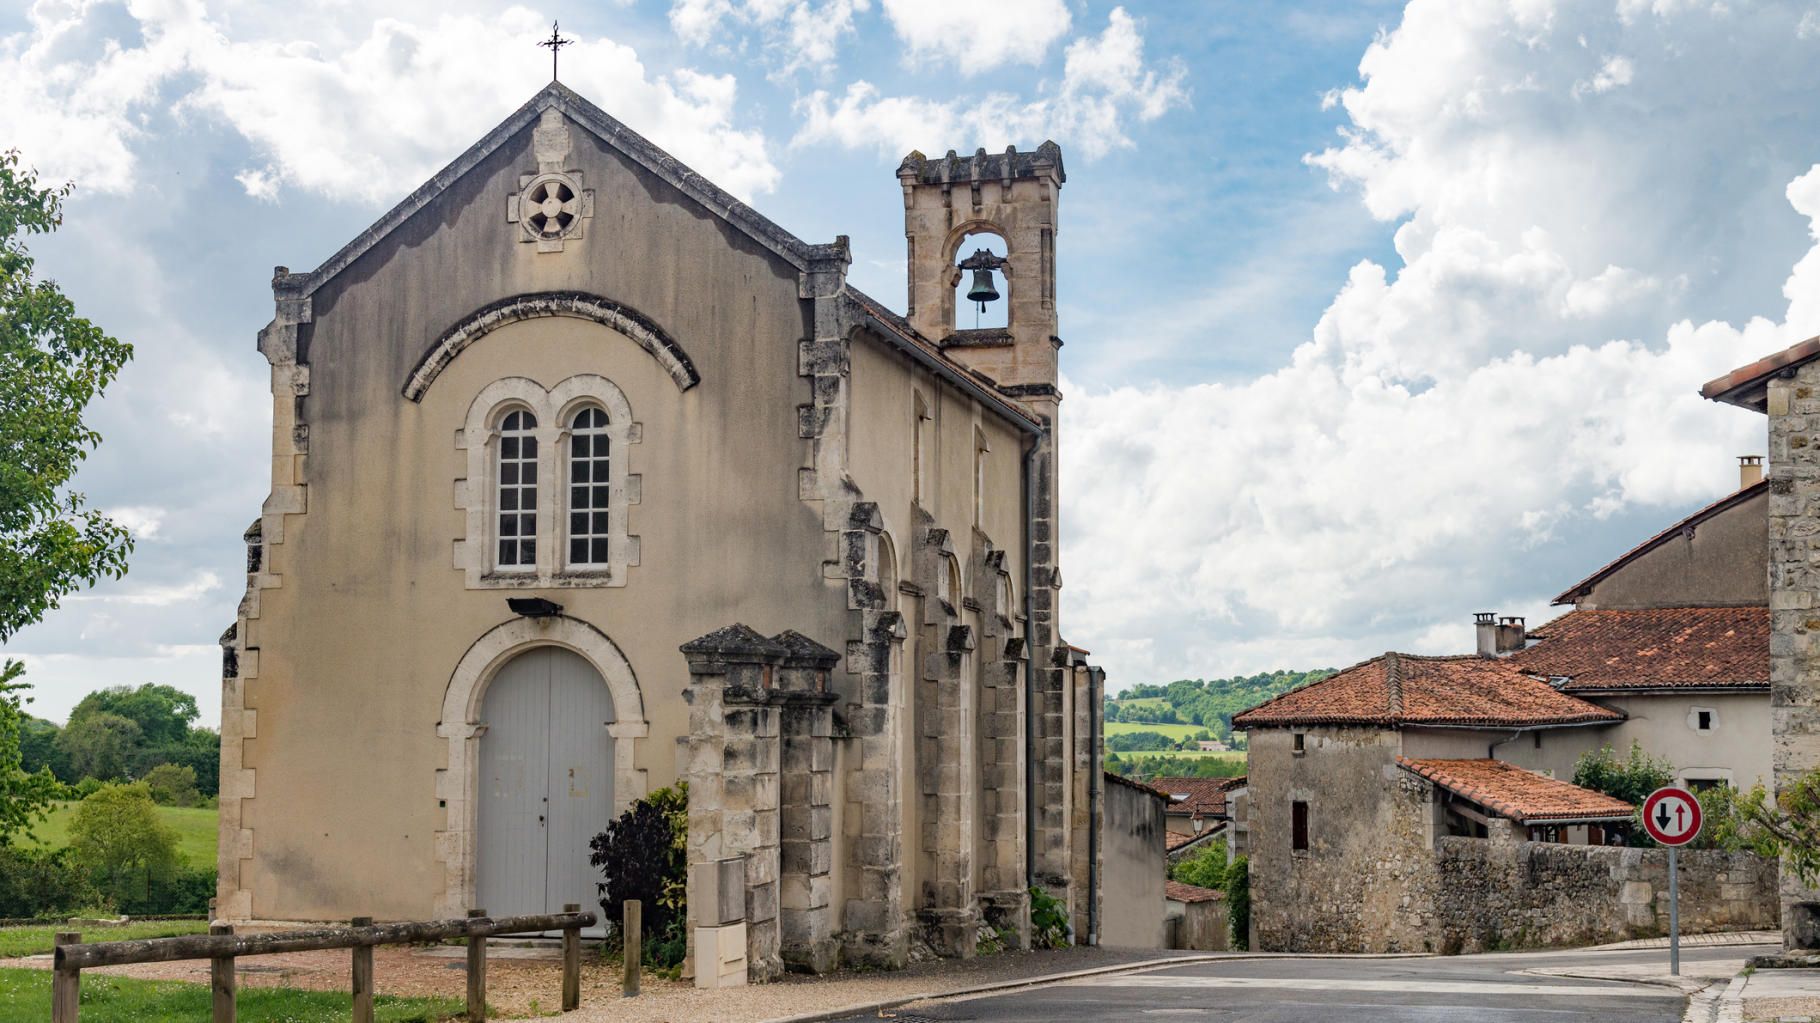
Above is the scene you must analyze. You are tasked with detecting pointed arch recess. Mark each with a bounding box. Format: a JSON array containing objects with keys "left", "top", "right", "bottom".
[
  {"left": 432, "top": 614, "right": 649, "bottom": 917},
  {"left": 404, "top": 291, "right": 699, "bottom": 401}
]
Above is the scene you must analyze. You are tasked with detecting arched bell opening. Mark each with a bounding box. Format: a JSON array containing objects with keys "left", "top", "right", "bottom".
[{"left": 951, "top": 231, "right": 1009, "bottom": 332}]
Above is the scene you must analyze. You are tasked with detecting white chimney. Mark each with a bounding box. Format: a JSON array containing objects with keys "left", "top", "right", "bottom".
[{"left": 1475, "top": 612, "right": 1498, "bottom": 657}]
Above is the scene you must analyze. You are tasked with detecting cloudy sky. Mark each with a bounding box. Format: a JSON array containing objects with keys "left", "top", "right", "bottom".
[{"left": 2, "top": 0, "right": 1814, "bottom": 723}]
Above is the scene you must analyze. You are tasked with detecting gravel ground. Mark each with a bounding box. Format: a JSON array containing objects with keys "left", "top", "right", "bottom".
[
  {"left": 1744, "top": 993, "right": 1820, "bottom": 1021},
  {"left": 4, "top": 941, "right": 1189, "bottom": 1021}
]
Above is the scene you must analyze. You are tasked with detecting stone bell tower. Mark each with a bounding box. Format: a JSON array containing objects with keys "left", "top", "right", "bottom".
[
  {"left": 896, "top": 145, "right": 1078, "bottom": 905},
  {"left": 897, "top": 144, "right": 1065, "bottom": 392}
]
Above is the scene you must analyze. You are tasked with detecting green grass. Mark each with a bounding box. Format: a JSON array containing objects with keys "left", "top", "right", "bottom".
[
  {"left": 0, "top": 967, "right": 463, "bottom": 1022},
  {"left": 1104, "top": 721, "right": 1215, "bottom": 741},
  {"left": 0, "top": 920, "right": 212, "bottom": 958},
  {"left": 24, "top": 803, "right": 216, "bottom": 868}
]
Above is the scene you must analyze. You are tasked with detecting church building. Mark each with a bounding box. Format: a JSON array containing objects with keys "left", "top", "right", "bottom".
[{"left": 217, "top": 82, "right": 1107, "bottom": 974}]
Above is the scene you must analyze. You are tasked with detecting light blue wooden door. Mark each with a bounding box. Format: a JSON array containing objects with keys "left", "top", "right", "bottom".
[{"left": 479, "top": 647, "right": 615, "bottom": 929}]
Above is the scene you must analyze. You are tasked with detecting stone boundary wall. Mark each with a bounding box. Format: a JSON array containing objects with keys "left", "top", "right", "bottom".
[{"left": 1431, "top": 839, "right": 1778, "bottom": 954}]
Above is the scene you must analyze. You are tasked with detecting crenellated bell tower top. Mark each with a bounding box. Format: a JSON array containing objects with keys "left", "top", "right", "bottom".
[{"left": 897, "top": 143, "right": 1065, "bottom": 401}]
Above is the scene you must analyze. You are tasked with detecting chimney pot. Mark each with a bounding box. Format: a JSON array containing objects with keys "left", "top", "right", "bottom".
[
  {"left": 1739, "top": 455, "right": 1764, "bottom": 490},
  {"left": 1475, "top": 612, "right": 1499, "bottom": 657},
  {"left": 1495, "top": 616, "right": 1527, "bottom": 654}
]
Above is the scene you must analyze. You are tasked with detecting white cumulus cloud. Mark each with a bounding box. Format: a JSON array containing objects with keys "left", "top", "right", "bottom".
[
  {"left": 1062, "top": 0, "right": 1820, "bottom": 685},
  {"left": 878, "top": 0, "right": 1071, "bottom": 71},
  {"left": 794, "top": 7, "right": 1187, "bottom": 158},
  {"left": 0, "top": 3, "right": 781, "bottom": 203}
]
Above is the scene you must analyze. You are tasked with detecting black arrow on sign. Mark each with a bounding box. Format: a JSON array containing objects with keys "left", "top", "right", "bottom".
[{"left": 1656, "top": 802, "right": 1672, "bottom": 830}]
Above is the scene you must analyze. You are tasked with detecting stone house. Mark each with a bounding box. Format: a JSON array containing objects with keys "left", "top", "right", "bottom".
[
  {"left": 1701, "top": 334, "right": 1820, "bottom": 950},
  {"left": 1231, "top": 654, "right": 1777, "bottom": 951},
  {"left": 1164, "top": 880, "right": 1228, "bottom": 951},
  {"left": 217, "top": 82, "right": 1106, "bottom": 975}
]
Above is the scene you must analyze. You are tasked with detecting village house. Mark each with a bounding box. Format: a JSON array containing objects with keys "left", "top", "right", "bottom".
[
  {"left": 216, "top": 82, "right": 1110, "bottom": 977},
  {"left": 1231, "top": 654, "right": 1778, "bottom": 952},
  {"left": 1701, "top": 335, "right": 1820, "bottom": 950}
]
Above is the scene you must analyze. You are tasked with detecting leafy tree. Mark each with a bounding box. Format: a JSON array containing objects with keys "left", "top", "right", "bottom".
[
  {"left": 1695, "top": 770, "right": 1820, "bottom": 885},
  {"left": 1169, "top": 839, "right": 1229, "bottom": 890},
  {"left": 0, "top": 150, "right": 134, "bottom": 639},
  {"left": 17, "top": 715, "right": 69, "bottom": 782},
  {"left": 1106, "top": 730, "right": 1176, "bottom": 753},
  {"left": 68, "top": 783, "right": 179, "bottom": 908},
  {"left": 0, "top": 151, "right": 134, "bottom": 845},
  {"left": 1572, "top": 742, "right": 1675, "bottom": 806},
  {"left": 140, "top": 763, "right": 200, "bottom": 807},
  {"left": 55, "top": 711, "right": 141, "bottom": 782},
  {"left": 69, "top": 684, "right": 197, "bottom": 749}
]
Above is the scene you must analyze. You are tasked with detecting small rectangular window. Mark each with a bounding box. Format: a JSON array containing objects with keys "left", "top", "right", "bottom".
[
  {"left": 1292, "top": 800, "right": 1310, "bottom": 852},
  {"left": 1292, "top": 732, "right": 1306, "bottom": 754},
  {"left": 1696, "top": 710, "right": 1713, "bottom": 731}
]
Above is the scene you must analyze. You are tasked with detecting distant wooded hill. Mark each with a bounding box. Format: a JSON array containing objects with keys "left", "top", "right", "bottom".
[{"left": 1105, "top": 669, "right": 1333, "bottom": 750}]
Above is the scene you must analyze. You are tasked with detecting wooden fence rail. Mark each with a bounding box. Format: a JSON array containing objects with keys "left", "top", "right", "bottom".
[{"left": 49, "top": 906, "right": 596, "bottom": 1023}]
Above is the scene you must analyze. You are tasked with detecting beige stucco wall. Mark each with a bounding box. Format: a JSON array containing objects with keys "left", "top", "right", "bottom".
[
  {"left": 1099, "top": 779, "right": 1166, "bottom": 949},
  {"left": 1579, "top": 487, "right": 1766, "bottom": 609},
  {"left": 232, "top": 110, "right": 1041, "bottom": 924}
]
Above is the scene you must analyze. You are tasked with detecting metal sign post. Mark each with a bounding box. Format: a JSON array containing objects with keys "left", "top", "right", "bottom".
[{"left": 1641, "top": 786, "right": 1703, "bottom": 977}]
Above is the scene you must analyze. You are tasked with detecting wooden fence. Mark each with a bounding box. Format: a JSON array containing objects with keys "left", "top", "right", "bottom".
[{"left": 49, "top": 906, "right": 595, "bottom": 1023}]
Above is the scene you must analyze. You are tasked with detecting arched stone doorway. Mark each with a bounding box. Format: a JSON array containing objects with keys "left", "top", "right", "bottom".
[
  {"left": 478, "top": 646, "right": 615, "bottom": 924},
  {"left": 435, "top": 616, "right": 648, "bottom": 920}
]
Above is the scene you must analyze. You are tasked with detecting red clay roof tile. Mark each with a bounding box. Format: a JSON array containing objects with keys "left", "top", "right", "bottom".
[
  {"left": 1230, "top": 653, "right": 1621, "bottom": 729},
  {"left": 1151, "top": 777, "right": 1233, "bottom": 818},
  {"left": 1397, "top": 757, "right": 1634, "bottom": 823},
  {"left": 1512, "top": 607, "right": 1768, "bottom": 691},
  {"left": 1165, "top": 880, "right": 1225, "bottom": 904}
]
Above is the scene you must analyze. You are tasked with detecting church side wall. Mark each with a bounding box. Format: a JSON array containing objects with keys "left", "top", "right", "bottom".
[{"left": 234, "top": 119, "right": 844, "bottom": 922}]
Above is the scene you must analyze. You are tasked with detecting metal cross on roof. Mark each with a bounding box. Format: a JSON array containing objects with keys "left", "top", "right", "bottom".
[{"left": 538, "top": 21, "right": 573, "bottom": 81}]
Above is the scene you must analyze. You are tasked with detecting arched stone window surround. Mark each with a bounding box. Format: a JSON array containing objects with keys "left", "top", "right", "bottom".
[
  {"left": 877, "top": 530, "right": 900, "bottom": 612},
  {"left": 457, "top": 375, "right": 641, "bottom": 589},
  {"left": 943, "top": 221, "right": 1012, "bottom": 331},
  {"left": 404, "top": 291, "right": 699, "bottom": 401},
  {"left": 433, "top": 614, "right": 649, "bottom": 918}
]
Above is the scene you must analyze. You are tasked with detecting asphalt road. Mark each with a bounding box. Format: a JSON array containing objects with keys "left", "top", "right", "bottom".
[{"left": 831, "top": 944, "right": 1769, "bottom": 1023}]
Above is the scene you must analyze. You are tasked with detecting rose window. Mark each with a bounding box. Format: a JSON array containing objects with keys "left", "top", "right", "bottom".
[{"left": 526, "top": 177, "right": 578, "bottom": 238}]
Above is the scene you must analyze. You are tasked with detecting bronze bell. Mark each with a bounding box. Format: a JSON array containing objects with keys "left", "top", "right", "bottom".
[{"left": 966, "top": 267, "right": 1000, "bottom": 311}]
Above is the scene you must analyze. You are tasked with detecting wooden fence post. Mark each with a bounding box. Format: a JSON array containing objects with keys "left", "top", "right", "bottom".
[
  {"left": 350, "top": 916, "right": 374, "bottom": 1023},
  {"left": 51, "top": 932, "right": 79, "bottom": 1023},
  {"left": 561, "top": 903, "right": 581, "bottom": 1011},
  {"left": 210, "top": 923, "right": 235, "bottom": 1023},
  {"left": 466, "top": 909, "right": 487, "bottom": 1023},
  {"left": 623, "top": 899, "right": 641, "bottom": 999}
]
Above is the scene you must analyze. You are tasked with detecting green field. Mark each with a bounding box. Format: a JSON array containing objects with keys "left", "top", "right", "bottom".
[
  {"left": 1111, "top": 697, "right": 1170, "bottom": 710},
  {"left": 1103, "top": 721, "right": 1215, "bottom": 741},
  {"left": 24, "top": 803, "right": 217, "bottom": 868},
  {"left": 0, "top": 968, "right": 460, "bottom": 1022},
  {"left": 1116, "top": 749, "right": 1246, "bottom": 763}
]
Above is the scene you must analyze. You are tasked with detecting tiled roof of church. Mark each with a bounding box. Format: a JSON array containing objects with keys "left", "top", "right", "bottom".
[
  {"left": 1397, "top": 758, "right": 1635, "bottom": 823},
  {"left": 1510, "top": 607, "right": 1768, "bottom": 692},
  {"left": 1230, "top": 653, "right": 1621, "bottom": 730},
  {"left": 841, "top": 289, "right": 1044, "bottom": 431},
  {"left": 1549, "top": 480, "right": 1767, "bottom": 606}
]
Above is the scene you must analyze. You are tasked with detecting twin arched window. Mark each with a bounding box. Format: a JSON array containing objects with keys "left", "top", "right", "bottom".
[{"left": 494, "top": 405, "right": 613, "bottom": 573}]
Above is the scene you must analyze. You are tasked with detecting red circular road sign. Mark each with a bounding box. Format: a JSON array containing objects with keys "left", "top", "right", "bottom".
[{"left": 1642, "top": 786, "right": 1703, "bottom": 846}]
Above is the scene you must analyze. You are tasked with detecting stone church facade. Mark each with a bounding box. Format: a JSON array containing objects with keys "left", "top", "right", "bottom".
[{"left": 217, "top": 83, "right": 1106, "bottom": 972}]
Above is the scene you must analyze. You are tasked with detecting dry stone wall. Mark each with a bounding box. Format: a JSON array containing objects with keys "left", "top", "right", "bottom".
[{"left": 1430, "top": 840, "right": 1778, "bottom": 953}]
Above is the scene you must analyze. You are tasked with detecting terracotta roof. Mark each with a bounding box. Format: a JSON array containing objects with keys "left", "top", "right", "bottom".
[
  {"left": 1550, "top": 480, "right": 1767, "bottom": 605},
  {"left": 1166, "top": 831, "right": 1202, "bottom": 851},
  {"left": 1230, "top": 653, "right": 1621, "bottom": 730},
  {"left": 1701, "top": 333, "right": 1820, "bottom": 412},
  {"left": 1512, "top": 607, "right": 1769, "bottom": 691},
  {"left": 1165, "top": 881, "right": 1225, "bottom": 904},
  {"left": 1151, "top": 777, "right": 1233, "bottom": 819},
  {"left": 1397, "top": 758, "right": 1635, "bottom": 823}
]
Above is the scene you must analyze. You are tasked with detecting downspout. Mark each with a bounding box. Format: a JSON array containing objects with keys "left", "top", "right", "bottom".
[
  {"left": 1088, "top": 666, "right": 1102, "bottom": 946},
  {"left": 1488, "top": 729, "right": 1523, "bottom": 760},
  {"left": 1022, "top": 434, "right": 1039, "bottom": 892}
]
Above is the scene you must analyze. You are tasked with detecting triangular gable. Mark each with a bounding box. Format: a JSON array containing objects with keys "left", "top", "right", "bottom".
[{"left": 295, "top": 82, "right": 821, "bottom": 299}]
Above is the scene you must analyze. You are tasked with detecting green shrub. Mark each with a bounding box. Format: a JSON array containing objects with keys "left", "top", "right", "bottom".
[
  {"left": 1028, "top": 885, "right": 1070, "bottom": 948},
  {"left": 0, "top": 845, "right": 98, "bottom": 918},
  {"left": 1226, "top": 856, "right": 1250, "bottom": 950},
  {"left": 68, "top": 782, "right": 180, "bottom": 909},
  {"left": 1169, "top": 839, "right": 1228, "bottom": 890},
  {"left": 589, "top": 783, "right": 687, "bottom": 969},
  {"left": 1573, "top": 742, "right": 1676, "bottom": 846},
  {"left": 139, "top": 764, "right": 200, "bottom": 808}
]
